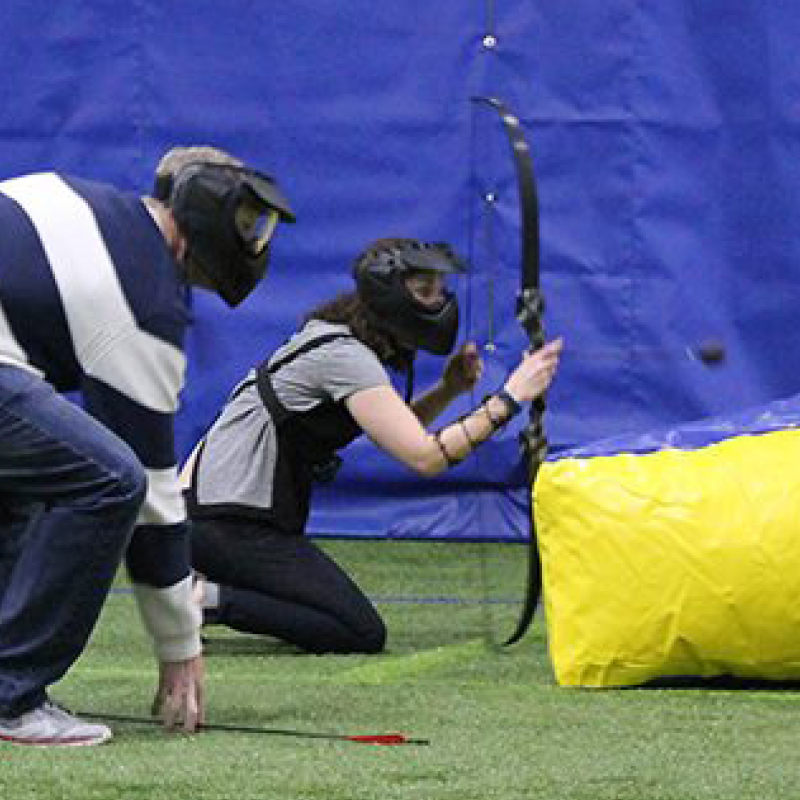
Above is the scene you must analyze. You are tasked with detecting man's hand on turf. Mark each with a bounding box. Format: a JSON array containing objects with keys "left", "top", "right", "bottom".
[{"left": 152, "top": 654, "right": 205, "bottom": 732}]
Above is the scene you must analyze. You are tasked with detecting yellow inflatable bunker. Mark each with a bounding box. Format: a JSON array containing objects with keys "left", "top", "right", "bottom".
[{"left": 536, "top": 397, "right": 800, "bottom": 687}]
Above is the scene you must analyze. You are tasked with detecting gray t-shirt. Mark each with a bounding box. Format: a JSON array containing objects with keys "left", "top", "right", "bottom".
[{"left": 193, "top": 320, "right": 390, "bottom": 511}]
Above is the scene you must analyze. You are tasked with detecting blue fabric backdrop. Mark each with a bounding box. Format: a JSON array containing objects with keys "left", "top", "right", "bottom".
[{"left": 1, "top": 2, "right": 798, "bottom": 539}]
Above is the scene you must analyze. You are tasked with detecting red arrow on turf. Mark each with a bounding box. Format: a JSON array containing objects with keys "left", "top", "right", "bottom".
[{"left": 77, "top": 711, "right": 430, "bottom": 746}]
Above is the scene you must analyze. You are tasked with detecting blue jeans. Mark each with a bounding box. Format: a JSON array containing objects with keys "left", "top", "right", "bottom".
[{"left": 0, "top": 366, "right": 146, "bottom": 716}]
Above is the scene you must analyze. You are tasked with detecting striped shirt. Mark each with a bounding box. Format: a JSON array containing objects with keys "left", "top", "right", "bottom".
[{"left": 0, "top": 172, "right": 199, "bottom": 660}]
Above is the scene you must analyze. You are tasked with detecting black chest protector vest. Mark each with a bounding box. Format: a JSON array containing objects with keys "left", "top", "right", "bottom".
[
  {"left": 254, "top": 332, "right": 363, "bottom": 478},
  {"left": 189, "top": 332, "right": 364, "bottom": 534}
]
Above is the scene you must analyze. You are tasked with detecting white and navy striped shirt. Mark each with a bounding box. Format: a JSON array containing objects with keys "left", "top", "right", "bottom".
[{"left": 0, "top": 172, "right": 200, "bottom": 660}]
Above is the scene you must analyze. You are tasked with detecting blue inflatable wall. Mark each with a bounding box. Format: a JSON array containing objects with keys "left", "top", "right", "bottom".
[{"left": 2, "top": 2, "right": 799, "bottom": 539}]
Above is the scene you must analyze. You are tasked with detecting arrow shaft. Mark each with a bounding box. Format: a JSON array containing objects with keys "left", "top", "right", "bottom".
[{"left": 77, "top": 711, "right": 429, "bottom": 746}]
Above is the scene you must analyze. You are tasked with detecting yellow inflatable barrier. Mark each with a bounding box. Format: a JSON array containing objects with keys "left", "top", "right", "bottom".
[{"left": 537, "top": 428, "right": 800, "bottom": 687}]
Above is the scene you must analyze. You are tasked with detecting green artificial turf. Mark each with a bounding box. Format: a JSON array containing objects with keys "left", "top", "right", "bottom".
[{"left": 2, "top": 540, "right": 800, "bottom": 800}]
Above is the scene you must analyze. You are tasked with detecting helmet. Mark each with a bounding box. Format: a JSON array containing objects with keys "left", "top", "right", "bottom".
[
  {"left": 156, "top": 161, "right": 295, "bottom": 306},
  {"left": 353, "top": 239, "right": 467, "bottom": 355}
]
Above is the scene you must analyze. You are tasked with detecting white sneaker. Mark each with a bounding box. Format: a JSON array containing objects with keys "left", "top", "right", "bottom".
[{"left": 0, "top": 702, "right": 112, "bottom": 746}]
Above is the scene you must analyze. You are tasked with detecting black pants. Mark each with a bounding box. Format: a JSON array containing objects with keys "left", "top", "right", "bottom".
[{"left": 191, "top": 516, "right": 386, "bottom": 654}]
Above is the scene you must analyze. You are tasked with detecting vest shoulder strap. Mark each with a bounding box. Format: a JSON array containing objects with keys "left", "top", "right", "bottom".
[{"left": 254, "top": 332, "right": 353, "bottom": 424}]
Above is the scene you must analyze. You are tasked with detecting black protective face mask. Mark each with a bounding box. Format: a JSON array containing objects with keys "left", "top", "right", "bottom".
[
  {"left": 161, "top": 163, "right": 295, "bottom": 306},
  {"left": 354, "top": 241, "right": 467, "bottom": 354}
]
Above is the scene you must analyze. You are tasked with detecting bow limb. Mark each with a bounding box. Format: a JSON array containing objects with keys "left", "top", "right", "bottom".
[{"left": 472, "top": 96, "right": 548, "bottom": 646}]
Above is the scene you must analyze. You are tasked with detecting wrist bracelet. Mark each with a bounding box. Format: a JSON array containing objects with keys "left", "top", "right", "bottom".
[
  {"left": 496, "top": 388, "right": 522, "bottom": 419},
  {"left": 480, "top": 397, "right": 503, "bottom": 429},
  {"left": 433, "top": 430, "right": 462, "bottom": 467},
  {"left": 459, "top": 418, "right": 478, "bottom": 449}
]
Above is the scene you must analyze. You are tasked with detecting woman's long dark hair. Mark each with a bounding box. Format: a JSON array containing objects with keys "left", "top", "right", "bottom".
[{"left": 303, "top": 292, "right": 410, "bottom": 371}]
